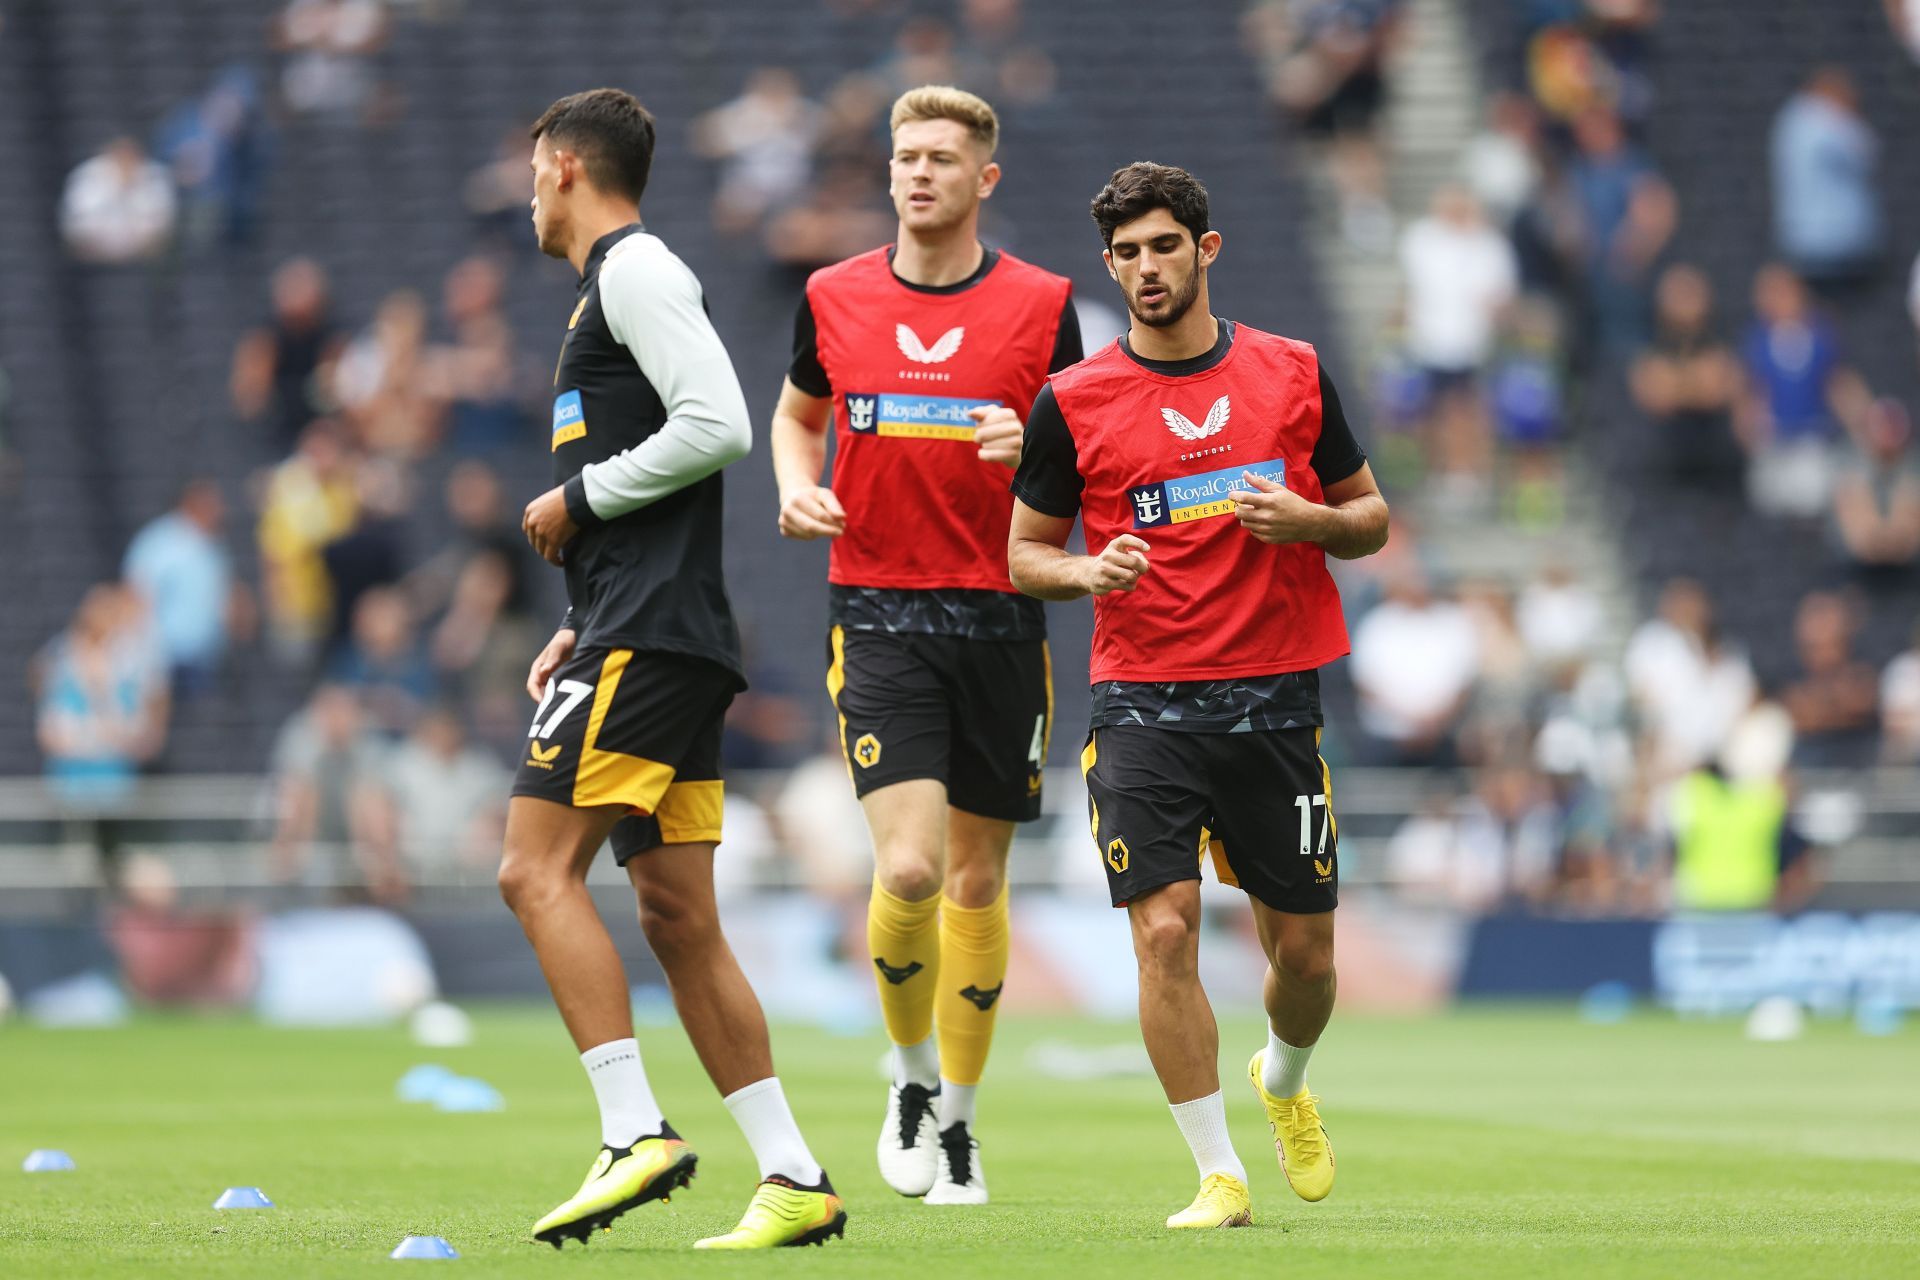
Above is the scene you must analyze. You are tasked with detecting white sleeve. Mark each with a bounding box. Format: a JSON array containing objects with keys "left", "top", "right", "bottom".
[{"left": 578, "top": 243, "right": 752, "bottom": 519}]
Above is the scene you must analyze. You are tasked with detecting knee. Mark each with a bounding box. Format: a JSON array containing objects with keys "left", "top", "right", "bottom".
[
  {"left": 942, "top": 858, "right": 1004, "bottom": 909},
  {"left": 1133, "top": 905, "right": 1200, "bottom": 978},
  {"left": 497, "top": 849, "right": 564, "bottom": 917},
  {"left": 1277, "top": 938, "right": 1335, "bottom": 989},
  {"left": 874, "top": 844, "right": 943, "bottom": 903},
  {"left": 636, "top": 885, "right": 719, "bottom": 966}
]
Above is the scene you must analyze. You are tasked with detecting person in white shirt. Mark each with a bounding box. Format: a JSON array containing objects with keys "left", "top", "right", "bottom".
[{"left": 60, "top": 137, "right": 176, "bottom": 264}]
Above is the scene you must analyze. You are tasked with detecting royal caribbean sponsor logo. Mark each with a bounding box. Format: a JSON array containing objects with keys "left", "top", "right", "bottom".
[
  {"left": 551, "top": 389, "right": 586, "bottom": 450},
  {"left": 844, "top": 391, "right": 1000, "bottom": 440},
  {"left": 1131, "top": 457, "right": 1286, "bottom": 528}
]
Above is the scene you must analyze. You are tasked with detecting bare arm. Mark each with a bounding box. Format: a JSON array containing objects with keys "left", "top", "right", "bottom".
[
  {"left": 771, "top": 378, "right": 847, "bottom": 539},
  {"left": 1007, "top": 500, "right": 1150, "bottom": 601}
]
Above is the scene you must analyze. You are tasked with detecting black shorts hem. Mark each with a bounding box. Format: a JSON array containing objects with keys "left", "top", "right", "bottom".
[{"left": 1110, "top": 868, "right": 1202, "bottom": 909}]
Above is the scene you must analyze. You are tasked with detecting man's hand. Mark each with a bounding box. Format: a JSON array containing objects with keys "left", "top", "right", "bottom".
[
  {"left": 1086, "top": 534, "right": 1151, "bottom": 596},
  {"left": 778, "top": 485, "right": 847, "bottom": 539},
  {"left": 970, "top": 405, "right": 1024, "bottom": 467},
  {"left": 522, "top": 485, "right": 579, "bottom": 566},
  {"left": 1229, "top": 471, "right": 1326, "bottom": 546},
  {"left": 525, "top": 627, "right": 577, "bottom": 700}
]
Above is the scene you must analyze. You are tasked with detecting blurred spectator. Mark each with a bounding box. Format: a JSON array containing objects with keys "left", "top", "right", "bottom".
[
  {"left": 1398, "top": 185, "right": 1517, "bottom": 479},
  {"left": 1462, "top": 91, "right": 1541, "bottom": 230},
  {"left": 1770, "top": 66, "right": 1881, "bottom": 286},
  {"left": 329, "top": 585, "right": 434, "bottom": 737},
  {"left": 1630, "top": 264, "right": 1742, "bottom": 494},
  {"left": 1878, "top": 621, "right": 1920, "bottom": 764},
  {"left": 1736, "top": 263, "right": 1868, "bottom": 519},
  {"left": 381, "top": 707, "right": 507, "bottom": 880},
  {"left": 1350, "top": 571, "right": 1479, "bottom": 766},
  {"left": 1562, "top": 105, "right": 1675, "bottom": 353},
  {"left": 122, "top": 480, "right": 246, "bottom": 693},
  {"left": 1668, "top": 700, "right": 1801, "bottom": 912},
  {"left": 1523, "top": 1, "right": 1658, "bottom": 129},
  {"left": 35, "top": 584, "right": 169, "bottom": 809},
  {"left": 764, "top": 160, "right": 897, "bottom": 276},
  {"left": 1780, "top": 590, "right": 1879, "bottom": 766},
  {"left": 871, "top": 16, "right": 966, "bottom": 96},
  {"left": 273, "top": 0, "right": 389, "bottom": 119},
  {"left": 427, "top": 256, "right": 525, "bottom": 457},
  {"left": 257, "top": 419, "right": 358, "bottom": 661},
  {"left": 155, "top": 66, "right": 272, "bottom": 249},
  {"left": 1450, "top": 765, "right": 1558, "bottom": 910},
  {"left": 1487, "top": 298, "right": 1568, "bottom": 525},
  {"left": 412, "top": 459, "right": 534, "bottom": 631},
  {"left": 335, "top": 289, "right": 441, "bottom": 458},
  {"left": 321, "top": 458, "right": 409, "bottom": 647},
  {"left": 1534, "top": 717, "right": 1619, "bottom": 911},
  {"left": 692, "top": 69, "right": 822, "bottom": 237},
  {"left": 269, "top": 684, "right": 403, "bottom": 901},
  {"left": 1624, "top": 579, "right": 1756, "bottom": 777},
  {"left": 1831, "top": 398, "right": 1920, "bottom": 578},
  {"left": 464, "top": 128, "right": 535, "bottom": 249},
  {"left": 957, "top": 0, "right": 1059, "bottom": 109},
  {"left": 1517, "top": 563, "right": 1603, "bottom": 674},
  {"left": 1245, "top": 0, "right": 1403, "bottom": 252},
  {"left": 106, "top": 854, "right": 255, "bottom": 1006},
  {"left": 1891, "top": 0, "right": 1920, "bottom": 62},
  {"left": 230, "top": 258, "right": 344, "bottom": 452},
  {"left": 59, "top": 136, "right": 175, "bottom": 264}
]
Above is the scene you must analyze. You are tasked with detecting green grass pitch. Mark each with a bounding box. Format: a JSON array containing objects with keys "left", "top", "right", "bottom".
[{"left": 3, "top": 1005, "right": 1917, "bottom": 1278}]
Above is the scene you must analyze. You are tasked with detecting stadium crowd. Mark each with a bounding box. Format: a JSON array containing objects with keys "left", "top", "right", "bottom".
[{"left": 23, "top": 0, "right": 1920, "bottom": 922}]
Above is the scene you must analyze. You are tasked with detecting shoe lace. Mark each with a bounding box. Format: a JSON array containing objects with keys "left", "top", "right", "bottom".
[
  {"left": 1282, "top": 1094, "right": 1326, "bottom": 1159},
  {"left": 938, "top": 1123, "right": 975, "bottom": 1185},
  {"left": 896, "top": 1083, "right": 935, "bottom": 1150}
]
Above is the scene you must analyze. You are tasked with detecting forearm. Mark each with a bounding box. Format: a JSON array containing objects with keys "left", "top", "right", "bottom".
[
  {"left": 771, "top": 411, "right": 828, "bottom": 499},
  {"left": 1009, "top": 539, "right": 1091, "bottom": 601},
  {"left": 1312, "top": 493, "right": 1390, "bottom": 560}
]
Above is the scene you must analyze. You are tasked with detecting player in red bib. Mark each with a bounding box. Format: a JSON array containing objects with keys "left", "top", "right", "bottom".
[
  {"left": 768, "top": 86, "right": 1081, "bottom": 1205},
  {"left": 1009, "top": 163, "right": 1389, "bottom": 1230}
]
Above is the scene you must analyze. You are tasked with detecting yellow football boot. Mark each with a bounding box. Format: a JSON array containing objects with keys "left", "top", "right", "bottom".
[
  {"left": 1248, "top": 1051, "right": 1335, "bottom": 1202},
  {"left": 531, "top": 1127, "right": 698, "bottom": 1248},
  {"left": 1165, "top": 1172, "right": 1253, "bottom": 1229},
  {"left": 693, "top": 1173, "right": 847, "bottom": 1249}
]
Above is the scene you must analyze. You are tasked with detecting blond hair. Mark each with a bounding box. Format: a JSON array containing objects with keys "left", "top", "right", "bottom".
[{"left": 889, "top": 85, "right": 999, "bottom": 156}]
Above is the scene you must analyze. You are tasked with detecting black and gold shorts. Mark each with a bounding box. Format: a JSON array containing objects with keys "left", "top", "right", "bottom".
[
  {"left": 1080, "top": 724, "right": 1338, "bottom": 914},
  {"left": 510, "top": 647, "right": 734, "bottom": 862}
]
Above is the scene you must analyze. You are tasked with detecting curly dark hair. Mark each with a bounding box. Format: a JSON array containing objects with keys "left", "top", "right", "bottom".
[
  {"left": 531, "top": 88, "right": 657, "bottom": 204},
  {"left": 1090, "top": 162, "right": 1210, "bottom": 248}
]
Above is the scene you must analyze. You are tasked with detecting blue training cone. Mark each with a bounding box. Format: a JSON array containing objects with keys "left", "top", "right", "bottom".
[
  {"left": 431, "top": 1077, "right": 503, "bottom": 1113},
  {"left": 390, "top": 1235, "right": 459, "bottom": 1260},
  {"left": 396, "top": 1064, "right": 457, "bottom": 1103},
  {"left": 23, "top": 1149, "right": 76, "bottom": 1172},
  {"left": 213, "top": 1186, "right": 274, "bottom": 1209}
]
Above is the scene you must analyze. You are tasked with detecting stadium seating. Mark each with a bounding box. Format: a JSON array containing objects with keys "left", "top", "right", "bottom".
[{"left": 0, "top": 0, "right": 1332, "bottom": 775}]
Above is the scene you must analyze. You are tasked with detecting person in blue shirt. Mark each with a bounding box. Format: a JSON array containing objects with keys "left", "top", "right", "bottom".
[
  {"left": 123, "top": 480, "right": 239, "bottom": 695},
  {"left": 1771, "top": 66, "right": 1881, "bottom": 285}
]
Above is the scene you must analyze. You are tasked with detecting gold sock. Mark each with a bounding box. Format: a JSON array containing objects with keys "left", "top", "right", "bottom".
[
  {"left": 934, "top": 884, "right": 1011, "bottom": 1087},
  {"left": 867, "top": 881, "right": 940, "bottom": 1048}
]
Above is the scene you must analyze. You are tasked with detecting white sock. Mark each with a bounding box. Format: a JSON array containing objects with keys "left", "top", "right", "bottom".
[
  {"left": 722, "top": 1077, "right": 824, "bottom": 1185},
  {"left": 1263, "top": 1029, "right": 1314, "bottom": 1098},
  {"left": 580, "top": 1037, "right": 664, "bottom": 1148},
  {"left": 1168, "top": 1090, "right": 1247, "bottom": 1183},
  {"left": 892, "top": 1036, "right": 940, "bottom": 1089},
  {"left": 935, "top": 1080, "right": 976, "bottom": 1132}
]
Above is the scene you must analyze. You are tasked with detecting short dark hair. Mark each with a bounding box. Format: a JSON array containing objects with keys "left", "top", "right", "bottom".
[
  {"left": 1090, "top": 162, "right": 1210, "bottom": 248},
  {"left": 530, "top": 88, "right": 657, "bottom": 204}
]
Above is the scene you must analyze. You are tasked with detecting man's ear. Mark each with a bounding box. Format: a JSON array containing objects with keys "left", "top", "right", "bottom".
[
  {"left": 1197, "top": 230, "right": 1222, "bottom": 269},
  {"left": 1103, "top": 248, "right": 1117, "bottom": 280},
  {"left": 976, "top": 160, "right": 1002, "bottom": 201}
]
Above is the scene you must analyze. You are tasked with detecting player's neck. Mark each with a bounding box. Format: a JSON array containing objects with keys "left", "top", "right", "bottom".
[
  {"left": 567, "top": 202, "right": 641, "bottom": 275},
  {"left": 891, "top": 224, "right": 984, "bottom": 288},
  {"left": 1128, "top": 302, "right": 1220, "bottom": 364}
]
